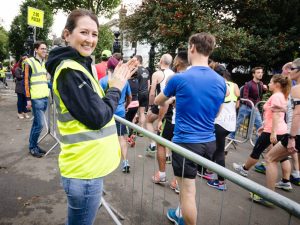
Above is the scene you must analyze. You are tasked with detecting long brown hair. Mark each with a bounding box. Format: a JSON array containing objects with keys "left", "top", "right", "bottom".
[{"left": 272, "top": 74, "right": 291, "bottom": 99}]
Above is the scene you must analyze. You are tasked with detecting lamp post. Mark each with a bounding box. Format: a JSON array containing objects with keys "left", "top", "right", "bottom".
[
  {"left": 148, "top": 42, "right": 156, "bottom": 74},
  {"left": 112, "top": 31, "right": 121, "bottom": 54},
  {"left": 25, "top": 26, "right": 35, "bottom": 56}
]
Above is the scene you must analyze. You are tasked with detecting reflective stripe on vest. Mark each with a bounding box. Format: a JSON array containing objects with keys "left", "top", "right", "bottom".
[
  {"left": 52, "top": 59, "right": 120, "bottom": 179},
  {"left": 225, "top": 81, "right": 238, "bottom": 103},
  {"left": 25, "top": 57, "right": 49, "bottom": 99}
]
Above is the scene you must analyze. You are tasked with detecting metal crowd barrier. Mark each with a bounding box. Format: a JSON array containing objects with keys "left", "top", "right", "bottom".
[
  {"left": 111, "top": 115, "right": 300, "bottom": 225},
  {"left": 249, "top": 101, "right": 266, "bottom": 146},
  {"left": 225, "top": 98, "right": 255, "bottom": 151},
  {"left": 38, "top": 93, "right": 60, "bottom": 156}
]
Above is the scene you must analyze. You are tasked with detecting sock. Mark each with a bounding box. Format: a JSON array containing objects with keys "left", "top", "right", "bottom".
[
  {"left": 175, "top": 206, "right": 182, "bottom": 218},
  {"left": 282, "top": 178, "right": 289, "bottom": 183},
  {"left": 150, "top": 141, "right": 156, "bottom": 148},
  {"left": 292, "top": 170, "right": 300, "bottom": 178},
  {"left": 159, "top": 171, "right": 166, "bottom": 178}
]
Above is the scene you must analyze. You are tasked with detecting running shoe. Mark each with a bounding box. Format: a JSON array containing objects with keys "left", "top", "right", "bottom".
[
  {"left": 254, "top": 162, "right": 266, "bottom": 174},
  {"left": 170, "top": 179, "right": 180, "bottom": 194},
  {"left": 233, "top": 163, "right": 248, "bottom": 177},
  {"left": 166, "top": 208, "right": 185, "bottom": 225},
  {"left": 166, "top": 155, "right": 172, "bottom": 164},
  {"left": 197, "top": 171, "right": 217, "bottom": 180},
  {"left": 290, "top": 175, "right": 300, "bottom": 186},
  {"left": 122, "top": 160, "right": 130, "bottom": 173},
  {"left": 207, "top": 180, "right": 227, "bottom": 191},
  {"left": 152, "top": 171, "right": 167, "bottom": 184},
  {"left": 275, "top": 180, "right": 292, "bottom": 191},
  {"left": 127, "top": 136, "right": 136, "bottom": 147},
  {"left": 249, "top": 192, "right": 273, "bottom": 206},
  {"left": 146, "top": 145, "right": 157, "bottom": 154}
]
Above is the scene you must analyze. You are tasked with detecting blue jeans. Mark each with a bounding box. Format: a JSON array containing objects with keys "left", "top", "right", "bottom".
[
  {"left": 29, "top": 97, "right": 48, "bottom": 149},
  {"left": 229, "top": 104, "right": 262, "bottom": 139},
  {"left": 17, "top": 93, "right": 28, "bottom": 113},
  {"left": 61, "top": 176, "right": 103, "bottom": 225}
]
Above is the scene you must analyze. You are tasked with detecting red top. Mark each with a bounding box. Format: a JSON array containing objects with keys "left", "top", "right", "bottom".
[{"left": 95, "top": 61, "right": 108, "bottom": 80}]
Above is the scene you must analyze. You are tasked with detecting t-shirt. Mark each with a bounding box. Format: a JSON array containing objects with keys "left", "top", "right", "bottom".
[
  {"left": 263, "top": 92, "right": 287, "bottom": 135},
  {"left": 137, "top": 66, "right": 149, "bottom": 94},
  {"left": 163, "top": 66, "right": 226, "bottom": 143},
  {"left": 100, "top": 76, "right": 131, "bottom": 117},
  {"left": 95, "top": 61, "right": 108, "bottom": 80}
]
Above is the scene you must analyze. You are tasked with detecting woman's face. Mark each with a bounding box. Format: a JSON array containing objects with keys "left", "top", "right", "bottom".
[
  {"left": 64, "top": 16, "right": 98, "bottom": 57},
  {"left": 268, "top": 79, "right": 276, "bottom": 92}
]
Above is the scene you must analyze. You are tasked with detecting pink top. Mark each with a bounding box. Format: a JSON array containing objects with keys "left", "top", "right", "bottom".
[{"left": 263, "top": 92, "right": 287, "bottom": 134}]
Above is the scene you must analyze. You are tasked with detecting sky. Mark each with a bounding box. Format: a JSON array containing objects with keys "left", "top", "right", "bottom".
[{"left": 0, "top": 0, "right": 140, "bottom": 37}]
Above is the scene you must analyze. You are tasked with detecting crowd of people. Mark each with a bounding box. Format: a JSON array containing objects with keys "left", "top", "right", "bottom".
[{"left": 5, "top": 8, "right": 300, "bottom": 225}]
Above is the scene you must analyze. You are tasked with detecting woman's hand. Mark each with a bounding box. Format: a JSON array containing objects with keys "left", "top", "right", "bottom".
[
  {"left": 108, "top": 58, "right": 138, "bottom": 91},
  {"left": 287, "top": 138, "right": 297, "bottom": 153},
  {"left": 270, "top": 133, "right": 277, "bottom": 144}
]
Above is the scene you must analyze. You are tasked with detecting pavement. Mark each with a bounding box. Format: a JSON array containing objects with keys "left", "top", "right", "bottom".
[{"left": 0, "top": 79, "right": 300, "bottom": 225}]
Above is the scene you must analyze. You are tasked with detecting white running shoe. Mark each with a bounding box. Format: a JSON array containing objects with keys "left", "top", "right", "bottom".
[{"left": 233, "top": 163, "right": 248, "bottom": 177}]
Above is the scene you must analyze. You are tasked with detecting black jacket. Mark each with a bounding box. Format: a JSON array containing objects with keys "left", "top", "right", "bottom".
[{"left": 46, "top": 46, "right": 121, "bottom": 130}]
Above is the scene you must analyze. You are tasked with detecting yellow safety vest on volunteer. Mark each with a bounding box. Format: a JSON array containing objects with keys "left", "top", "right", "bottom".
[
  {"left": 0, "top": 68, "right": 6, "bottom": 78},
  {"left": 24, "top": 57, "right": 49, "bottom": 99},
  {"left": 52, "top": 59, "right": 121, "bottom": 179},
  {"left": 225, "top": 81, "right": 238, "bottom": 102}
]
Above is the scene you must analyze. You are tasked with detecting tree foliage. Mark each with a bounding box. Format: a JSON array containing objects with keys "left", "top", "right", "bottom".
[
  {"left": 48, "top": 0, "right": 121, "bottom": 16},
  {"left": 8, "top": 0, "right": 53, "bottom": 60},
  {"left": 0, "top": 26, "right": 8, "bottom": 61},
  {"left": 122, "top": 0, "right": 300, "bottom": 70},
  {"left": 94, "top": 25, "right": 114, "bottom": 62}
]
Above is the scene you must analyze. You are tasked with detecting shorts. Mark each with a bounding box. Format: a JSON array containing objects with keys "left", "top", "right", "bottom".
[
  {"left": 280, "top": 135, "right": 300, "bottom": 152},
  {"left": 138, "top": 92, "right": 148, "bottom": 107},
  {"left": 149, "top": 105, "right": 159, "bottom": 115},
  {"left": 172, "top": 141, "right": 216, "bottom": 179},
  {"left": 158, "top": 119, "right": 174, "bottom": 141},
  {"left": 115, "top": 120, "right": 127, "bottom": 136}
]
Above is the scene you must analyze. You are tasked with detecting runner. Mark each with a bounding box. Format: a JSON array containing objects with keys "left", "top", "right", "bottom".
[
  {"left": 152, "top": 51, "right": 189, "bottom": 194},
  {"left": 155, "top": 33, "right": 226, "bottom": 225},
  {"left": 146, "top": 54, "right": 174, "bottom": 153},
  {"left": 207, "top": 64, "right": 239, "bottom": 191},
  {"left": 233, "top": 75, "right": 291, "bottom": 181}
]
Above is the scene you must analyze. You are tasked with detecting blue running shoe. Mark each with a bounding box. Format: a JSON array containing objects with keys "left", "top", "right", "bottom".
[
  {"left": 290, "top": 175, "right": 300, "bottom": 186},
  {"left": 207, "top": 180, "right": 227, "bottom": 191},
  {"left": 254, "top": 163, "right": 266, "bottom": 174},
  {"left": 167, "top": 208, "right": 185, "bottom": 225}
]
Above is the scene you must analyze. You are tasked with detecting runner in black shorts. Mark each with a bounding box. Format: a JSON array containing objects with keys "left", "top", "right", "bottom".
[{"left": 133, "top": 55, "right": 150, "bottom": 130}]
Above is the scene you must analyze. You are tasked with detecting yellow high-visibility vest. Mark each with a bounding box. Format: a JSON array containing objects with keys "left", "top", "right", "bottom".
[
  {"left": 225, "top": 81, "right": 238, "bottom": 102},
  {"left": 52, "top": 59, "right": 121, "bottom": 179},
  {"left": 24, "top": 57, "right": 49, "bottom": 99},
  {"left": 0, "top": 68, "right": 6, "bottom": 78}
]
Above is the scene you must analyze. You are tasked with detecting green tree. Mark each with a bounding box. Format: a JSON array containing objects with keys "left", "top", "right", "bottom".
[
  {"left": 8, "top": 0, "right": 53, "bottom": 60},
  {"left": 122, "top": 0, "right": 300, "bottom": 71},
  {"left": 121, "top": 0, "right": 255, "bottom": 63},
  {"left": 0, "top": 26, "right": 8, "bottom": 61},
  {"left": 94, "top": 25, "right": 114, "bottom": 62},
  {"left": 48, "top": 0, "right": 121, "bottom": 16},
  {"left": 198, "top": 0, "right": 300, "bottom": 70}
]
